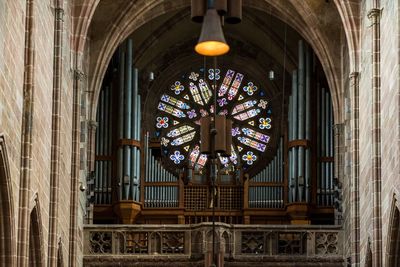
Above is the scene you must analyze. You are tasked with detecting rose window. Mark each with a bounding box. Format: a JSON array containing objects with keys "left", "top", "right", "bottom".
[{"left": 155, "top": 68, "right": 272, "bottom": 175}]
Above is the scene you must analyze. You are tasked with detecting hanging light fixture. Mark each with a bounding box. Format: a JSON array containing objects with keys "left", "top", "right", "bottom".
[{"left": 195, "top": 8, "right": 230, "bottom": 56}]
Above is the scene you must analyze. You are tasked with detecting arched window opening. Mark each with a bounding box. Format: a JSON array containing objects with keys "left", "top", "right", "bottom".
[
  {"left": 28, "top": 206, "right": 43, "bottom": 267},
  {"left": 0, "top": 136, "right": 15, "bottom": 266},
  {"left": 388, "top": 204, "right": 400, "bottom": 267}
]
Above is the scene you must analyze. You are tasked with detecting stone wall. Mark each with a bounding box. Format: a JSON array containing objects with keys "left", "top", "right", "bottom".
[
  {"left": 0, "top": 0, "right": 77, "bottom": 266},
  {"left": 357, "top": 0, "right": 400, "bottom": 265}
]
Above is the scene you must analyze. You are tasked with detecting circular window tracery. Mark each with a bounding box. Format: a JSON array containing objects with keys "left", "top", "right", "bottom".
[{"left": 155, "top": 68, "right": 272, "bottom": 174}]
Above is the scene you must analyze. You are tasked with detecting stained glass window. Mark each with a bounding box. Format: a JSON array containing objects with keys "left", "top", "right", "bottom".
[{"left": 155, "top": 68, "right": 272, "bottom": 172}]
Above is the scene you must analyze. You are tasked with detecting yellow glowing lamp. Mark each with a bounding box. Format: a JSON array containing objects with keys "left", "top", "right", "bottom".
[{"left": 195, "top": 9, "right": 230, "bottom": 56}]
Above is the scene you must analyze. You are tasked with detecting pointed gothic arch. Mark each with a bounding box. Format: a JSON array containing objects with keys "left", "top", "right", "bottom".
[
  {"left": 29, "top": 202, "right": 44, "bottom": 267},
  {"left": 0, "top": 135, "right": 16, "bottom": 266},
  {"left": 387, "top": 195, "right": 400, "bottom": 267}
]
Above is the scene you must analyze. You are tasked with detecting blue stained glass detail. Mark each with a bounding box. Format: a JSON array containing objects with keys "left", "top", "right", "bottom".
[
  {"left": 161, "top": 94, "right": 190, "bottom": 109},
  {"left": 259, "top": 118, "right": 272, "bottom": 129},
  {"left": 158, "top": 102, "right": 186, "bottom": 118},
  {"left": 242, "top": 151, "right": 257, "bottom": 165},
  {"left": 167, "top": 125, "right": 195, "bottom": 138},
  {"left": 171, "top": 131, "right": 195, "bottom": 146},
  {"left": 238, "top": 136, "right": 266, "bottom": 152},
  {"left": 208, "top": 68, "right": 221, "bottom": 80},
  {"left": 171, "top": 81, "right": 185, "bottom": 95},
  {"left": 242, "top": 128, "right": 270, "bottom": 143},
  {"left": 232, "top": 100, "right": 257, "bottom": 115},
  {"left": 233, "top": 108, "right": 261, "bottom": 121},
  {"left": 170, "top": 151, "right": 184, "bottom": 164}
]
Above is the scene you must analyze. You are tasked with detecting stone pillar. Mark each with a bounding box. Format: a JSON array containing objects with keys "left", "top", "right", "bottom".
[
  {"left": 69, "top": 69, "right": 85, "bottom": 267},
  {"left": 349, "top": 71, "right": 360, "bottom": 266},
  {"left": 17, "top": 1, "right": 35, "bottom": 266},
  {"left": 48, "top": 6, "right": 64, "bottom": 266},
  {"left": 367, "top": 8, "right": 382, "bottom": 266}
]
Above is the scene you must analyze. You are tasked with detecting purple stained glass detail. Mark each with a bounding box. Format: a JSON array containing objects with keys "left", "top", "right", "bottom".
[
  {"left": 218, "top": 69, "right": 235, "bottom": 97},
  {"left": 187, "top": 109, "right": 197, "bottom": 119},
  {"left": 232, "top": 127, "right": 240, "bottom": 136},
  {"left": 232, "top": 100, "right": 257, "bottom": 115},
  {"left": 233, "top": 108, "right": 261, "bottom": 121},
  {"left": 241, "top": 127, "right": 270, "bottom": 143},
  {"left": 227, "top": 73, "right": 244, "bottom": 100},
  {"left": 238, "top": 136, "right": 266, "bottom": 152},
  {"left": 217, "top": 98, "right": 227, "bottom": 107}
]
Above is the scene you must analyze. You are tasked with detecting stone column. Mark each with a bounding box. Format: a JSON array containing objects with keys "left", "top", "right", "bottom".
[
  {"left": 48, "top": 5, "right": 64, "bottom": 266},
  {"left": 349, "top": 71, "right": 360, "bottom": 267},
  {"left": 17, "top": 1, "right": 35, "bottom": 266},
  {"left": 368, "top": 8, "right": 382, "bottom": 266},
  {"left": 69, "top": 69, "right": 85, "bottom": 267}
]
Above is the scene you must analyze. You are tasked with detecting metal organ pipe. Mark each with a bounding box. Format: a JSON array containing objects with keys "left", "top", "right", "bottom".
[
  {"left": 123, "top": 39, "right": 133, "bottom": 200},
  {"left": 95, "top": 103, "right": 100, "bottom": 204},
  {"left": 298, "top": 40, "right": 305, "bottom": 202},
  {"left": 117, "top": 48, "right": 125, "bottom": 200},
  {"left": 291, "top": 70, "right": 298, "bottom": 202},
  {"left": 305, "top": 44, "right": 311, "bottom": 203},
  {"left": 104, "top": 86, "right": 110, "bottom": 204},
  {"left": 329, "top": 93, "right": 334, "bottom": 205},
  {"left": 99, "top": 89, "right": 105, "bottom": 204},
  {"left": 108, "top": 85, "right": 113, "bottom": 204},
  {"left": 326, "top": 90, "right": 332, "bottom": 206}
]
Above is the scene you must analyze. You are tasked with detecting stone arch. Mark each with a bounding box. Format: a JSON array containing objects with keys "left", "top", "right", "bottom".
[
  {"left": 387, "top": 194, "right": 400, "bottom": 267},
  {"left": 149, "top": 232, "right": 162, "bottom": 254},
  {"left": 221, "top": 231, "right": 231, "bottom": 258},
  {"left": 0, "top": 135, "right": 16, "bottom": 266},
  {"left": 57, "top": 240, "right": 64, "bottom": 267},
  {"left": 365, "top": 238, "right": 372, "bottom": 267},
  {"left": 78, "top": 0, "right": 354, "bottom": 124},
  {"left": 29, "top": 201, "right": 44, "bottom": 267},
  {"left": 192, "top": 231, "right": 203, "bottom": 254}
]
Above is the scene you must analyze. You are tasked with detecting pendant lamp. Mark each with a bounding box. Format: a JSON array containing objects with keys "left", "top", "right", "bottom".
[{"left": 195, "top": 8, "right": 229, "bottom": 56}]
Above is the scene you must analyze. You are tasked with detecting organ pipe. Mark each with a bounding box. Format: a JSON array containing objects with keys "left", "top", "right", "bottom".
[
  {"left": 99, "top": 89, "right": 105, "bottom": 204},
  {"left": 298, "top": 40, "right": 305, "bottom": 202},
  {"left": 291, "top": 70, "right": 298, "bottom": 202},
  {"left": 104, "top": 86, "right": 110, "bottom": 204},
  {"left": 123, "top": 39, "right": 133, "bottom": 200},
  {"left": 117, "top": 48, "right": 125, "bottom": 200},
  {"left": 305, "top": 44, "right": 311, "bottom": 203}
]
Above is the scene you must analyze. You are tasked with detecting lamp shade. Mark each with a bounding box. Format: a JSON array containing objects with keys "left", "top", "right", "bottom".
[{"left": 195, "top": 9, "right": 229, "bottom": 56}]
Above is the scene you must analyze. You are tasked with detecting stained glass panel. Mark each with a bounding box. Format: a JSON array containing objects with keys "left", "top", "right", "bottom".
[
  {"left": 166, "top": 125, "right": 194, "bottom": 138},
  {"left": 161, "top": 94, "right": 190, "bottom": 110},
  {"left": 155, "top": 68, "right": 272, "bottom": 172}
]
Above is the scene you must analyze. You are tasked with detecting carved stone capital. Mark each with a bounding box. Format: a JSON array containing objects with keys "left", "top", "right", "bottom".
[
  {"left": 55, "top": 8, "right": 64, "bottom": 21},
  {"left": 367, "top": 8, "right": 381, "bottom": 22}
]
